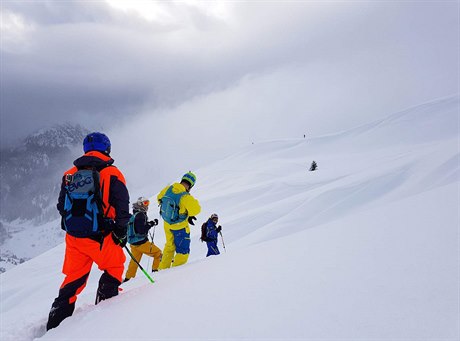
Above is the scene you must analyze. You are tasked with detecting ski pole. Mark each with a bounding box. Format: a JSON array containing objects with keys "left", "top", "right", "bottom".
[
  {"left": 123, "top": 245, "right": 155, "bottom": 284},
  {"left": 219, "top": 231, "right": 226, "bottom": 253},
  {"left": 148, "top": 219, "right": 157, "bottom": 245},
  {"left": 147, "top": 245, "right": 151, "bottom": 271},
  {"left": 149, "top": 226, "right": 156, "bottom": 247},
  {"left": 147, "top": 228, "right": 155, "bottom": 270},
  {"left": 151, "top": 224, "right": 156, "bottom": 240}
]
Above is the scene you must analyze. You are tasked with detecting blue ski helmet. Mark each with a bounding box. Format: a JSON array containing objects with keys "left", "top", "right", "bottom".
[{"left": 83, "top": 132, "right": 111, "bottom": 154}]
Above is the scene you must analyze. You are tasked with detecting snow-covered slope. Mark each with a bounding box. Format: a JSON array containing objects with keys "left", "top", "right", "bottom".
[{"left": 0, "top": 96, "right": 458, "bottom": 340}]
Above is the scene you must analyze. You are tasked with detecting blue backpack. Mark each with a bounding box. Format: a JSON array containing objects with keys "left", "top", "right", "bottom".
[
  {"left": 63, "top": 168, "right": 104, "bottom": 237},
  {"left": 127, "top": 212, "right": 146, "bottom": 244},
  {"left": 159, "top": 186, "right": 188, "bottom": 224}
]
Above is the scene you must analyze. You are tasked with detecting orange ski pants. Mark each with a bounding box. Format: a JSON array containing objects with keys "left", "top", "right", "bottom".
[{"left": 60, "top": 233, "right": 126, "bottom": 304}]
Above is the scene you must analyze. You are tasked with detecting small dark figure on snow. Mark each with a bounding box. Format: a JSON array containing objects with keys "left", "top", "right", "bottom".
[
  {"left": 309, "top": 161, "right": 317, "bottom": 171},
  {"left": 201, "top": 213, "right": 222, "bottom": 257}
]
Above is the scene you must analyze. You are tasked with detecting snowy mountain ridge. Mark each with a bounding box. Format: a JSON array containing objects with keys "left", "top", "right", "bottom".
[
  {"left": 0, "top": 124, "right": 89, "bottom": 272},
  {"left": 0, "top": 96, "right": 458, "bottom": 340},
  {"left": 0, "top": 123, "right": 89, "bottom": 222},
  {"left": 22, "top": 124, "right": 89, "bottom": 149}
]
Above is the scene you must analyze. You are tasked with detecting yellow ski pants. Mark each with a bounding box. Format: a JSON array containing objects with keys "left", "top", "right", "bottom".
[
  {"left": 125, "top": 241, "right": 162, "bottom": 279},
  {"left": 159, "top": 226, "right": 190, "bottom": 269}
]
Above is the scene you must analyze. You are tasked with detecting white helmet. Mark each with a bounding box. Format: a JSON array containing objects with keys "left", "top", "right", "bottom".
[{"left": 133, "top": 196, "right": 150, "bottom": 212}]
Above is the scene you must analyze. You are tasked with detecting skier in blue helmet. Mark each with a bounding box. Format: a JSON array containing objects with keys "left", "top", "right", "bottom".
[
  {"left": 83, "top": 132, "right": 111, "bottom": 155},
  {"left": 47, "top": 131, "right": 129, "bottom": 331}
]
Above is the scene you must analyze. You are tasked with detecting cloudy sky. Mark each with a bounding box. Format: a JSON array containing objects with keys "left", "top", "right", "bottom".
[{"left": 1, "top": 1, "right": 458, "bottom": 159}]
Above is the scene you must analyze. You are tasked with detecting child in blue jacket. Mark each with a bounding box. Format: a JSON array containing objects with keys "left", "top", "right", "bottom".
[{"left": 203, "top": 213, "right": 222, "bottom": 257}]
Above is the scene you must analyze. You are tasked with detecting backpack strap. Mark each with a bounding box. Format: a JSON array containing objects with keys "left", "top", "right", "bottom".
[
  {"left": 95, "top": 165, "right": 118, "bottom": 218},
  {"left": 91, "top": 167, "right": 104, "bottom": 220},
  {"left": 130, "top": 211, "right": 140, "bottom": 229}
]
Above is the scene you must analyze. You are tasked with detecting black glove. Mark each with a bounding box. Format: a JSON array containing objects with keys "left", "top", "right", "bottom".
[
  {"left": 216, "top": 225, "right": 222, "bottom": 233},
  {"left": 188, "top": 216, "right": 197, "bottom": 225},
  {"left": 112, "top": 229, "right": 127, "bottom": 248},
  {"left": 104, "top": 219, "right": 118, "bottom": 231},
  {"left": 147, "top": 219, "right": 158, "bottom": 227}
]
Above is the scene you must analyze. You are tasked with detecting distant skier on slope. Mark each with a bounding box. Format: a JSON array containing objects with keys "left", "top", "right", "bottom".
[
  {"left": 123, "top": 197, "right": 162, "bottom": 282},
  {"left": 46, "top": 132, "right": 130, "bottom": 331},
  {"left": 201, "top": 213, "right": 222, "bottom": 257},
  {"left": 157, "top": 172, "right": 201, "bottom": 269},
  {"left": 309, "top": 160, "right": 318, "bottom": 171}
]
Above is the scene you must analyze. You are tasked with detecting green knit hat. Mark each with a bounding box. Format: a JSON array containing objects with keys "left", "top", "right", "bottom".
[{"left": 181, "top": 171, "right": 196, "bottom": 188}]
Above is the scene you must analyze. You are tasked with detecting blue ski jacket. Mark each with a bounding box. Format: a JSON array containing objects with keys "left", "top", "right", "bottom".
[{"left": 205, "top": 218, "right": 219, "bottom": 242}]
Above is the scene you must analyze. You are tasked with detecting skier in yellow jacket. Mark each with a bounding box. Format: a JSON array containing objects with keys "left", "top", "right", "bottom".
[{"left": 157, "top": 172, "right": 201, "bottom": 269}]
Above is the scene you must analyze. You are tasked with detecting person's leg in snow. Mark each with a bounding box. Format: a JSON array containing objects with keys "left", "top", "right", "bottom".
[
  {"left": 46, "top": 234, "right": 125, "bottom": 330},
  {"left": 206, "top": 240, "right": 220, "bottom": 257},
  {"left": 171, "top": 227, "right": 191, "bottom": 267},
  {"left": 124, "top": 244, "right": 144, "bottom": 280},
  {"left": 46, "top": 235, "right": 93, "bottom": 331},
  {"left": 93, "top": 234, "right": 125, "bottom": 303},
  {"left": 95, "top": 271, "right": 121, "bottom": 304},
  {"left": 46, "top": 273, "right": 89, "bottom": 330},
  {"left": 159, "top": 226, "right": 176, "bottom": 269}
]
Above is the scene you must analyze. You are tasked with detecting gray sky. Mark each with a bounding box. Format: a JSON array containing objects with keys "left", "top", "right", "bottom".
[{"left": 1, "top": 0, "right": 458, "bottom": 152}]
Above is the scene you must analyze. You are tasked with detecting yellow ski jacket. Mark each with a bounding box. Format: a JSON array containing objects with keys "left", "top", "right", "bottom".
[{"left": 157, "top": 182, "right": 201, "bottom": 230}]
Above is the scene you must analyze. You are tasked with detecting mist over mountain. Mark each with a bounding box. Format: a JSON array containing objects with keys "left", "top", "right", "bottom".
[{"left": 0, "top": 124, "right": 89, "bottom": 223}]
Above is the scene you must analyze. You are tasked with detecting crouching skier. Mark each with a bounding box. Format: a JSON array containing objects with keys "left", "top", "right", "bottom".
[
  {"left": 123, "top": 197, "right": 162, "bottom": 282},
  {"left": 46, "top": 132, "right": 130, "bottom": 331}
]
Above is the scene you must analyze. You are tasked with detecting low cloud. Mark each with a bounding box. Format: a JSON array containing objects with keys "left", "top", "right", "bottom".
[{"left": 1, "top": 1, "right": 458, "bottom": 147}]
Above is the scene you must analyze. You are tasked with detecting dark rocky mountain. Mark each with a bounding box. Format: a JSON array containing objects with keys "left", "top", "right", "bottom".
[{"left": 0, "top": 124, "right": 90, "bottom": 223}]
